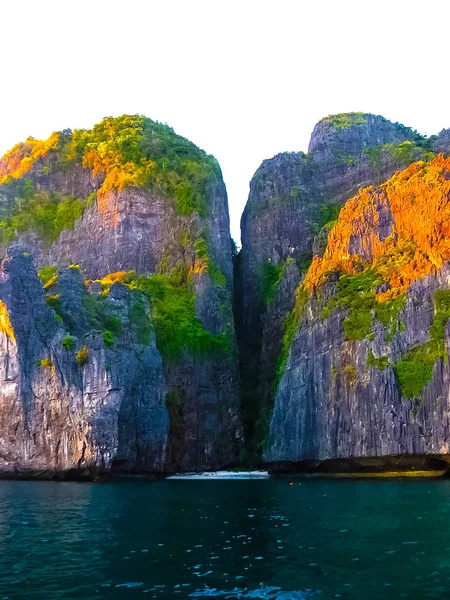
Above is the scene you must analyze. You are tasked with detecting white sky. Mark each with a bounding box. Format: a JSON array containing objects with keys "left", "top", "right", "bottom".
[{"left": 1, "top": 0, "right": 450, "bottom": 243}]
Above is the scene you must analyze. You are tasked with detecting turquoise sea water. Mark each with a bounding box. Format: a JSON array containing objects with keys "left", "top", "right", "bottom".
[{"left": 2, "top": 478, "right": 450, "bottom": 599}]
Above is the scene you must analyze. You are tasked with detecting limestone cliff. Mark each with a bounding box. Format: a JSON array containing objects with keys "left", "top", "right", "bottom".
[
  {"left": 237, "top": 112, "right": 437, "bottom": 456},
  {"left": 265, "top": 154, "right": 450, "bottom": 471},
  {"left": 0, "top": 115, "right": 242, "bottom": 475},
  {"left": 3, "top": 110, "right": 450, "bottom": 476}
]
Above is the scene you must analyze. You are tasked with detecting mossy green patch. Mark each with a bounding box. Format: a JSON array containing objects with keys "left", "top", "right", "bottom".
[
  {"left": 322, "top": 112, "right": 368, "bottom": 130},
  {"left": 375, "top": 295, "right": 406, "bottom": 340},
  {"left": 38, "top": 266, "right": 57, "bottom": 285},
  {"left": 275, "top": 286, "right": 309, "bottom": 388},
  {"left": 394, "top": 349, "right": 436, "bottom": 399},
  {"left": 129, "top": 295, "right": 153, "bottom": 345},
  {"left": 343, "top": 365, "right": 356, "bottom": 384},
  {"left": 261, "top": 262, "right": 286, "bottom": 307},
  {"left": 103, "top": 330, "right": 114, "bottom": 346},
  {"left": 367, "top": 349, "right": 390, "bottom": 370},
  {"left": 312, "top": 202, "right": 341, "bottom": 236},
  {"left": 0, "top": 187, "right": 85, "bottom": 248},
  {"left": 364, "top": 140, "right": 434, "bottom": 172},
  {"left": 394, "top": 290, "right": 450, "bottom": 398},
  {"left": 321, "top": 271, "right": 405, "bottom": 341},
  {"left": 130, "top": 273, "right": 231, "bottom": 360},
  {"left": 194, "top": 235, "right": 227, "bottom": 287},
  {"left": 343, "top": 310, "right": 372, "bottom": 340},
  {"left": 45, "top": 294, "right": 63, "bottom": 321},
  {"left": 296, "top": 251, "right": 313, "bottom": 275},
  {"left": 79, "top": 294, "right": 123, "bottom": 338}
]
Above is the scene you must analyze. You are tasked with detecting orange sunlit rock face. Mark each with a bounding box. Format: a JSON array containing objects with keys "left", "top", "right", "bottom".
[
  {"left": 190, "top": 259, "right": 207, "bottom": 275},
  {"left": 304, "top": 155, "right": 450, "bottom": 300},
  {"left": 100, "top": 271, "right": 131, "bottom": 286},
  {"left": 0, "top": 133, "right": 60, "bottom": 184},
  {"left": 0, "top": 300, "right": 15, "bottom": 342},
  {"left": 95, "top": 271, "right": 136, "bottom": 294}
]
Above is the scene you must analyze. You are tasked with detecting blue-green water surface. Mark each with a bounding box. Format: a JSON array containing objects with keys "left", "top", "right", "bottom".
[{"left": 2, "top": 478, "right": 450, "bottom": 599}]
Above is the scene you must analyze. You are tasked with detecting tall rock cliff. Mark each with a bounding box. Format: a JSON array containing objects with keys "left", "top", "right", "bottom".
[
  {"left": 265, "top": 154, "right": 450, "bottom": 470},
  {"left": 0, "top": 251, "right": 168, "bottom": 476},
  {"left": 0, "top": 115, "right": 242, "bottom": 476},
  {"left": 238, "top": 112, "right": 442, "bottom": 460}
]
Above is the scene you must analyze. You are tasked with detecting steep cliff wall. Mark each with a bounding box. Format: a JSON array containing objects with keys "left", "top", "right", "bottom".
[
  {"left": 0, "top": 251, "right": 168, "bottom": 477},
  {"left": 238, "top": 112, "right": 435, "bottom": 457},
  {"left": 265, "top": 155, "right": 450, "bottom": 470},
  {"left": 0, "top": 115, "right": 242, "bottom": 475}
]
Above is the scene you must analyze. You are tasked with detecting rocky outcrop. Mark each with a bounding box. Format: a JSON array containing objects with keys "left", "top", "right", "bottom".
[
  {"left": 0, "top": 251, "right": 168, "bottom": 477},
  {"left": 434, "top": 129, "right": 450, "bottom": 154},
  {"left": 265, "top": 155, "right": 450, "bottom": 470},
  {"left": 240, "top": 114, "right": 420, "bottom": 293},
  {"left": 0, "top": 115, "right": 242, "bottom": 475},
  {"left": 238, "top": 112, "right": 441, "bottom": 457}
]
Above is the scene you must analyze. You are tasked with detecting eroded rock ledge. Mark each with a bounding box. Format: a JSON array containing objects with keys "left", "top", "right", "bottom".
[{"left": 268, "top": 455, "right": 450, "bottom": 477}]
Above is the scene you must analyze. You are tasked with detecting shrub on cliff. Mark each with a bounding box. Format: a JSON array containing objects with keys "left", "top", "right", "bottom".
[
  {"left": 103, "top": 330, "right": 114, "bottom": 346},
  {"left": 36, "top": 357, "right": 53, "bottom": 369},
  {"left": 0, "top": 188, "right": 85, "bottom": 247},
  {"left": 38, "top": 266, "right": 57, "bottom": 285},
  {"left": 62, "top": 335, "right": 74, "bottom": 350},
  {"left": 76, "top": 345, "right": 89, "bottom": 366}
]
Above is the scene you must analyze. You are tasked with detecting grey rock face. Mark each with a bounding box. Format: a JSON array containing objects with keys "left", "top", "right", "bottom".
[
  {"left": 308, "top": 114, "right": 414, "bottom": 162},
  {"left": 434, "top": 129, "right": 450, "bottom": 154},
  {"left": 0, "top": 251, "right": 168, "bottom": 476},
  {"left": 264, "top": 264, "right": 450, "bottom": 465}
]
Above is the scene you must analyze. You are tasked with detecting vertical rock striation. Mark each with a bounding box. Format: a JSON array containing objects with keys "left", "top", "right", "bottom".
[{"left": 0, "top": 251, "right": 168, "bottom": 476}]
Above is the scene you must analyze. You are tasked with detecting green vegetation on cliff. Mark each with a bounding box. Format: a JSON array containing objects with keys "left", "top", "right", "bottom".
[
  {"left": 79, "top": 293, "right": 122, "bottom": 338},
  {"left": 36, "top": 357, "right": 53, "bottom": 369},
  {"left": 62, "top": 335, "right": 74, "bottom": 350},
  {"left": 260, "top": 262, "right": 287, "bottom": 307},
  {"left": 364, "top": 140, "right": 434, "bottom": 172},
  {"left": 0, "top": 183, "right": 85, "bottom": 248},
  {"left": 38, "top": 266, "right": 57, "bottom": 285},
  {"left": 76, "top": 345, "right": 89, "bottom": 365},
  {"left": 130, "top": 273, "right": 231, "bottom": 360},
  {"left": 367, "top": 349, "right": 390, "bottom": 370},
  {"left": 394, "top": 291, "right": 450, "bottom": 398},
  {"left": 71, "top": 115, "right": 220, "bottom": 216},
  {"left": 275, "top": 286, "right": 309, "bottom": 387},
  {"left": 321, "top": 112, "right": 368, "bottom": 129},
  {"left": 39, "top": 264, "right": 230, "bottom": 366},
  {"left": 49, "top": 265, "right": 232, "bottom": 360},
  {"left": 0, "top": 115, "right": 220, "bottom": 229},
  {"left": 320, "top": 271, "right": 405, "bottom": 341},
  {"left": 194, "top": 235, "right": 227, "bottom": 287}
]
